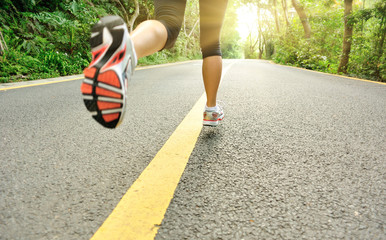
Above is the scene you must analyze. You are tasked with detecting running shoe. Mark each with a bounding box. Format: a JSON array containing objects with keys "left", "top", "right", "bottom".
[
  {"left": 81, "top": 16, "right": 136, "bottom": 128},
  {"left": 203, "top": 105, "right": 224, "bottom": 127}
]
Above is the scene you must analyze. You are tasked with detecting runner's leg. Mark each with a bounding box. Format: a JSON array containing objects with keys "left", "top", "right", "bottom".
[
  {"left": 200, "top": 0, "right": 228, "bottom": 107},
  {"left": 131, "top": 0, "right": 186, "bottom": 58},
  {"left": 130, "top": 20, "right": 167, "bottom": 58}
]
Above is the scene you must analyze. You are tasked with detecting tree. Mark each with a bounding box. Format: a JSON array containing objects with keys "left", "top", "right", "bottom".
[
  {"left": 221, "top": 0, "right": 242, "bottom": 58},
  {"left": 291, "top": 0, "right": 311, "bottom": 38},
  {"left": 113, "top": 0, "right": 139, "bottom": 32},
  {"left": 256, "top": 1, "right": 267, "bottom": 58},
  {"left": 128, "top": 0, "right": 139, "bottom": 32},
  {"left": 338, "top": 0, "right": 354, "bottom": 73},
  {"left": 282, "top": 0, "right": 290, "bottom": 27},
  {"left": 271, "top": 0, "right": 280, "bottom": 33},
  {"left": 0, "top": 30, "right": 7, "bottom": 55},
  {"left": 372, "top": 1, "right": 385, "bottom": 80}
]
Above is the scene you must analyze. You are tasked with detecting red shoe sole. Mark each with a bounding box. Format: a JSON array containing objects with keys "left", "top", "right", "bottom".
[{"left": 81, "top": 67, "right": 124, "bottom": 128}]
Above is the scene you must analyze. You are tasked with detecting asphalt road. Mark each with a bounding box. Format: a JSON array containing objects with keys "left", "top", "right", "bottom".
[{"left": 0, "top": 60, "right": 385, "bottom": 239}]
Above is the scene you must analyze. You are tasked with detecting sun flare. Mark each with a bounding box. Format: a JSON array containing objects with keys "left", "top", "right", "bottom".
[{"left": 236, "top": 4, "right": 259, "bottom": 41}]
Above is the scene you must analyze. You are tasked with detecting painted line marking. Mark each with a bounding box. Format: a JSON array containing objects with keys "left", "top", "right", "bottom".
[
  {"left": 269, "top": 61, "right": 386, "bottom": 86},
  {"left": 0, "top": 77, "right": 84, "bottom": 91},
  {"left": 91, "top": 93, "right": 205, "bottom": 240},
  {"left": 0, "top": 60, "right": 199, "bottom": 92},
  {"left": 90, "top": 61, "right": 235, "bottom": 240}
]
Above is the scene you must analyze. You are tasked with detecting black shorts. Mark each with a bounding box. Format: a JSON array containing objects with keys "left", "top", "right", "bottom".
[{"left": 154, "top": 0, "right": 228, "bottom": 58}]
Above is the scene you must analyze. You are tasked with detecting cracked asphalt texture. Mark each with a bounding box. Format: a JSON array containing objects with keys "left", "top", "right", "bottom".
[{"left": 1, "top": 60, "right": 385, "bottom": 239}]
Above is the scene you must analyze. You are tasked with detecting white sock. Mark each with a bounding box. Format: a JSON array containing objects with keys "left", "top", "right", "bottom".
[{"left": 205, "top": 105, "right": 219, "bottom": 112}]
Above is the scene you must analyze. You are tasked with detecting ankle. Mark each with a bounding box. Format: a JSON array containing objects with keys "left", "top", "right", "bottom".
[
  {"left": 206, "top": 101, "right": 216, "bottom": 108},
  {"left": 205, "top": 105, "right": 219, "bottom": 112}
]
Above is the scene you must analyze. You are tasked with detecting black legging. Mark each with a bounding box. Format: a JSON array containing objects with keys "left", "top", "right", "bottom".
[{"left": 154, "top": 0, "right": 228, "bottom": 58}]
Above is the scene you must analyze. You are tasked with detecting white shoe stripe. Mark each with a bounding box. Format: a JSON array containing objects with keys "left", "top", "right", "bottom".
[
  {"left": 83, "top": 79, "right": 93, "bottom": 84},
  {"left": 98, "top": 96, "right": 124, "bottom": 103},
  {"left": 98, "top": 82, "right": 123, "bottom": 95},
  {"left": 91, "top": 32, "right": 100, "bottom": 38},
  {"left": 83, "top": 76, "right": 124, "bottom": 96},
  {"left": 102, "top": 109, "right": 122, "bottom": 114},
  {"left": 112, "top": 24, "right": 126, "bottom": 30},
  {"left": 83, "top": 95, "right": 93, "bottom": 100}
]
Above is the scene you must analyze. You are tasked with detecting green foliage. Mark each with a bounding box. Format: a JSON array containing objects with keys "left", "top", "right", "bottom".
[
  {"left": 267, "top": 0, "right": 384, "bottom": 81},
  {"left": 347, "top": 1, "right": 386, "bottom": 81},
  {"left": 0, "top": 0, "right": 122, "bottom": 82},
  {"left": 221, "top": 0, "right": 242, "bottom": 59},
  {"left": 237, "top": 0, "right": 384, "bottom": 82},
  {"left": 0, "top": 0, "right": 242, "bottom": 83},
  {"left": 3, "top": 0, "right": 382, "bottom": 83},
  {"left": 273, "top": 6, "right": 343, "bottom": 74},
  {"left": 0, "top": 0, "right": 208, "bottom": 82}
]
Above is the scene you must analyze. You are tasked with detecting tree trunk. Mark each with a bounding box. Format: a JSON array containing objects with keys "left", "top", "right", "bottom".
[
  {"left": 116, "top": 1, "right": 128, "bottom": 22},
  {"left": 338, "top": 0, "right": 354, "bottom": 74},
  {"left": 374, "top": 15, "right": 385, "bottom": 80},
  {"left": 187, "top": 19, "right": 199, "bottom": 38},
  {"left": 85, "top": 0, "right": 94, "bottom": 7},
  {"left": 184, "top": 19, "right": 199, "bottom": 53},
  {"left": 272, "top": 0, "right": 280, "bottom": 33},
  {"left": 258, "top": 32, "right": 265, "bottom": 59},
  {"left": 282, "top": 0, "right": 290, "bottom": 27},
  {"left": 113, "top": 0, "right": 130, "bottom": 25},
  {"left": 257, "top": 3, "right": 264, "bottom": 58},
  {"left": 258, "top": 46, "right": 263, "bottom": 59},
  {"left": 291, "top": 0, "right": 311, "bottom": 38},
  {"left": 128, "top": 0, "right": 139, "bottom": 32},
  {"left": 143, "top": 3, "right": 151, "bottom": 20},
  {"left": 0, "top": 31, "right": 8, "bottom": 55},
  {"left": 361, "top": 0, "right": 365, "bottom": 31}
]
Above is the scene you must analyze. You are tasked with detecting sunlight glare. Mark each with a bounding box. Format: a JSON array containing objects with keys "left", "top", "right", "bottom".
[{"left": 237, "top": 4, "right": 259, "bottom": 41}]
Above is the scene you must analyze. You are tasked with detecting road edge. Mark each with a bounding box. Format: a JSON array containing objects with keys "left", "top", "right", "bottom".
[
  {"left": 268, "top": 61, "right": 386, "bottom": 86},
  {"left": 0, "top": 60, "right": 200, "bottom": 91}
]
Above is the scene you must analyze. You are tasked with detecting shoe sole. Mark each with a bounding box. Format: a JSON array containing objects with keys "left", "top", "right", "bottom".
[
  {"left": 203, "top": 121, "right": 220, "bottom": 127},
  {"left": 203, "top": 119, "right": 223, "bottom": 127},
  {"left": 81, "top": 16, "right": 129, "bottom": 128}
]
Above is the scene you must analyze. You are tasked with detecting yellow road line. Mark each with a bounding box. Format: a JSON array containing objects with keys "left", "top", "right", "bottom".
[
  {"left": 0, "top": 60, "right": 199, "bottom": 92},
  {"left": 90, "top": 60, "right": 235, "bottom": 240},
  {"left": 91, "top": 93, "right": 206, "bottom": 240},
  {"left": 136, "top": 60, "right": 197, "bottom": 70},
  {"left": 269, "top": 61, "right": 386, "bottom": 86},
  {"left": 0, "top": 77, "right": 84, "bottom": 91},
  {"left": 0, "top": 59, "right": 226, "bottom": 239}
]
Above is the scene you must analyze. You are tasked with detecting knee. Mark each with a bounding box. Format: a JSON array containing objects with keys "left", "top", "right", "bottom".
[
  {"left": 152, "top": 21, "right": 169, "bottom": 41},
  {"left": 201, "top": 43, "right": 222, "bottom": 59},
  {"left": 157, "top": 19, "right": 181, "bottom": 49},
  {"left": 200, "top": 26, "right": 223, "bottom": 58}
]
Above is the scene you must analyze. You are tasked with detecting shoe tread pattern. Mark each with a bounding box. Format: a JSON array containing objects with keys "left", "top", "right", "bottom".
[{"left": 81, "top": 16, "right": 127, "bottom": 128}]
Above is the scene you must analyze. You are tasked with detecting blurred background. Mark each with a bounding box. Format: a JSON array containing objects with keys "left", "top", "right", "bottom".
[{"left": 0, "top": 0, "right": 384, "bottom": 83}]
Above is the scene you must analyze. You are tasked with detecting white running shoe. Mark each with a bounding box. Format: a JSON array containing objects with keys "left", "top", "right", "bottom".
[
  {"left": 81, "top": 16, "right": 136, "bottom": 128},
  {"left": 203, "top": 105, "right": 224, "bottom": 127}
]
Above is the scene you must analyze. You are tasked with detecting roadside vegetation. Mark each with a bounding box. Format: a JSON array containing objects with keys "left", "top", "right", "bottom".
[{"left": 0, "top": 0, "right": 384, "bottom": 83}]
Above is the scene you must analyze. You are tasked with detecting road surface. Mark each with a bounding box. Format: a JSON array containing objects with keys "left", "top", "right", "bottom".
[{"left": 0, "top": 60, "right": 385, "bottom": 239}]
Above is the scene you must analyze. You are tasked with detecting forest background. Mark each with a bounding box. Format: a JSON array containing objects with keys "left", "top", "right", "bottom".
[{"left": 0, "top": 0, "right": 384, "bottom": 83}]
